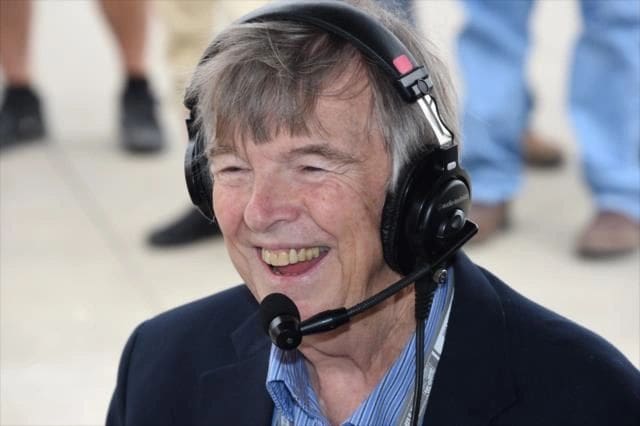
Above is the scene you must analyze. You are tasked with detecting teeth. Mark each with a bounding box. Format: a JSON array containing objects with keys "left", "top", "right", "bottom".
[{"left": 261, "top": 247, "right": 324, "bottom": 267}]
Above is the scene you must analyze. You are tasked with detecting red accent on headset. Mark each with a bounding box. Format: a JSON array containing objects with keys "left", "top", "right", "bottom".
[{"left": 392, "top": 54, "right": 414, "bottom": 74}]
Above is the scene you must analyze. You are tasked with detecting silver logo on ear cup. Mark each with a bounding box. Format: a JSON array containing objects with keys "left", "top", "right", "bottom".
[{"left": 438, "top": 193, "right": 469, "bottom": 211}]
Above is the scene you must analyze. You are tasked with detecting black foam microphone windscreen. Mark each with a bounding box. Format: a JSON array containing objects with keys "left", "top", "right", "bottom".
[
  {"left": 260, "top": 293, "right": 300, "bottom": 334},
  {"left": 260, "top": 293, "right": 303, "bottom": 350}
]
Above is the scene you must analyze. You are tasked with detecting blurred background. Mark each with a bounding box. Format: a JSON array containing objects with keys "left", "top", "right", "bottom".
[{"left": 0, "top": 1, "right": 638, "bottom": 425}]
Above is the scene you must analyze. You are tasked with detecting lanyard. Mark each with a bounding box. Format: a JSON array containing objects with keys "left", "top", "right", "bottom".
[{"left": 399, "top": 281, "right": 454, "bottom": 426}]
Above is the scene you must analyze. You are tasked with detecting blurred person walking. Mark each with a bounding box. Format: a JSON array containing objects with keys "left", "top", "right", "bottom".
[
  {"left": 458, "top": 0, "right": 640, "bottom": 258},
  {"left": 146, "top": 0, "right": 267, "bottom": 248},
  {"left": 0, "top": 0, "right": 164, "bottom": 153}
]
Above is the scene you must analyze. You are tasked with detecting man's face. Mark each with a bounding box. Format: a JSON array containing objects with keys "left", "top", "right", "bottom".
[{"left": 211, "top": 79, "right": 401, "bottom": 320}]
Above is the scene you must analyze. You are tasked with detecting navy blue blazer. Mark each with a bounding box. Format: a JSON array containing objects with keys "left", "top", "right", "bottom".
[{"left": 107, "top": 253, "right": 640, "bottom": 425}]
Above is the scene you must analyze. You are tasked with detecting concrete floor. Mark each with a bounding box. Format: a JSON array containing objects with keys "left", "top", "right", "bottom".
[{"left": 1, "top": 1, "right": 638, "bottom": 425}]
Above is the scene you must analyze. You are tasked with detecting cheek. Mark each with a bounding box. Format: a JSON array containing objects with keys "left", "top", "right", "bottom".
[
  {"left": 212, "top": 186, "right": 247, "bottom": 233},
  {"left": 213, "top": 186, "right": 257, "bottom": 292},
  {"left": 306, "top": 178, "right": 386, "bottom": 245}
]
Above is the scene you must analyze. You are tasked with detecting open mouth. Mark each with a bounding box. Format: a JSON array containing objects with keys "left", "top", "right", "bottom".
[{"left": 260, "top": 247, "right": 329, "bottom": 276}]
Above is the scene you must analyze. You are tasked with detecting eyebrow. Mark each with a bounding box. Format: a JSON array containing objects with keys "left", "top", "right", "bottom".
[
  {"left": 208, "top": 144, "right": 236, "bottom": 158},
  {"left": 284, "top": 144, "right": 360, "bottom": 165},
  {"left": 210, "top": 142, "right": 360, "bottom": 165}
]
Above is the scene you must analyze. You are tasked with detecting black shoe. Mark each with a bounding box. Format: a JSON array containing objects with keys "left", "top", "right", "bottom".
[
  {"left": 147, "top": 208, "right": 221, "bottom": 247},
  {"left": 120, "top": 77, "right": 164, "bottom": 154},
  {"left": 0, "top": 86, "right": 46, "bottom": 152}
]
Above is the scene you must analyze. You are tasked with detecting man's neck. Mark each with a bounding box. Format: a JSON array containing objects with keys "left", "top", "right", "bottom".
[{"left": 299, "top": 286, "right": 415, "bottom": 425}]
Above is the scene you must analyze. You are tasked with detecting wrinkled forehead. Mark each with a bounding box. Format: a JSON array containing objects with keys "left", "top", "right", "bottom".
[{"left": 208, "top": 61, "right": 380, "bottom": 157}]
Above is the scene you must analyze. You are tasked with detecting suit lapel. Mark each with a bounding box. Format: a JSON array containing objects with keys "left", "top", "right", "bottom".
[
  {"left": 196, "top": 310, "right": 274, "bottom": 426},
  {"left": 425, "top": 252, "right": 517, "bottom": 425}
]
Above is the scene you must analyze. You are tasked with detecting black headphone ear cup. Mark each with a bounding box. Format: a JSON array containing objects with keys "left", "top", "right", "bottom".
[
  {"left": 406, "top": 176, "right": 470, "bottom": 261},
  {"left": 381, "top": 148, "right": 472, "bottom": 275},
  {"left": 184, "top": 130, "right": 215, "bottom": 222},
  {"left": 380, "top": 190, "right": 404, "bottom": 274},
  {"left": 380, "top": 155, "right": 425, "bottom": 275}
]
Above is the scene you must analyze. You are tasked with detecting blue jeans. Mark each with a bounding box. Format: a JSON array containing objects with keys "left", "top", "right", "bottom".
[{"left": 458, "top": 0, "right": 640, "bottom": 220}]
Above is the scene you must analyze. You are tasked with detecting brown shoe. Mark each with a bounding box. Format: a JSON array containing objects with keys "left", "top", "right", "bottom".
[
  {"left": 468, "top": 202, "right": 509, "bottom": 244},
  {"left": 523, "top": 132, "right": 565, "bottom": 169},
  {"left": 577, "top": 211, "right": 640, "bottom": 259}
]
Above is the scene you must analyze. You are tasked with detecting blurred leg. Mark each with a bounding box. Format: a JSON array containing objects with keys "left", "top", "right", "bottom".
[
  {"left": 99, "top": 0, "right": 164, "bottom": 153},
  {"left": 0, "top": 0, "right": 45, "bottom": 150},
  {"left": 99, "top": 0, "right": 147, "bottom": 76},
  {"left": 572, "top": 0, "right": 640, "bottom": 257},
  {"left": 458, "top": 0, "right": 535, "bottom": 204},
  {"left": 158, "top": 0, "right": 215, "bottom": 108},
  {"left": 0, "top": 0, "right": 32, "bottom": 85},
  {"left": 571, "top": 0, "right": 640, "bottom": 221}
]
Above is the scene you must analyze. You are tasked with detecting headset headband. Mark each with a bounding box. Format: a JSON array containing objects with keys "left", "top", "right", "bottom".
[
  {"left": 241, "top": 1, "right": 418, "bottom": 80},
  {"left": 235, "top": 0, "right": 453, "bottom": 147},
  {"left": 186, "top": 1, "right": 453, "bottom": 147}
]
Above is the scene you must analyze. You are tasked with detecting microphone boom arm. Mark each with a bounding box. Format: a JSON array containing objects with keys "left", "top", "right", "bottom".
[{"left": 299, "top": 220, "right": 478, "bottom": 335}]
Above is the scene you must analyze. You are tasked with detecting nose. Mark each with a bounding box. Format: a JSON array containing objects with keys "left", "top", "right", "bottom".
[{"left": 243, "top": 173, "right": 301, "bottom": 233}]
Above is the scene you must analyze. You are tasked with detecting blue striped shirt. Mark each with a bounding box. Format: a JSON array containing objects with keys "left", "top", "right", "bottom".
[{"left": 266, "top": 275, "right": 453, "bottom": 426}]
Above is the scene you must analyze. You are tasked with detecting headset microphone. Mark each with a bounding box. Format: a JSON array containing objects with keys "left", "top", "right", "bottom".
[
  {"left": 260, "top": 293, "right": 302, "bottom": 350},
  {"left": 260, "top": 220, "right": 477, "bottom": 351}
]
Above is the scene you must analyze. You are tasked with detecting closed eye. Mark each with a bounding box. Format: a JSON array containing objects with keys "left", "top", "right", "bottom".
[
  {"left": 300, "top": 165, "right": 326, "bottom": 173},
  {"left": 212, "top": 166, "right": 251, "bottom": 183},
  {"left": 219, "top": 166, "right": 246, "bottom": 173}
]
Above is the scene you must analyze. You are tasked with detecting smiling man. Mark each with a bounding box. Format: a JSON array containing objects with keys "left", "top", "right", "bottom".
[{"left": 107, "top": 1, "right": 639, "bottom": 425}]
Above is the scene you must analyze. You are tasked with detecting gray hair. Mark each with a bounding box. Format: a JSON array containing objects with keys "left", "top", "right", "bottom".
[{"left": 186, "top": 0, "right": 458, "bottom": 191}]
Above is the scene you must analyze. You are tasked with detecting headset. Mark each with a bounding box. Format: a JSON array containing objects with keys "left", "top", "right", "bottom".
[{"left": 184, "top": 0, "right": 473, "bottom": 276}]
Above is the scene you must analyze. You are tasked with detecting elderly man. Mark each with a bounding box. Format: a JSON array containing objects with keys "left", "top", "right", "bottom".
[{"left": 107, "top": 1, "right": 639, "bottom": 425}]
